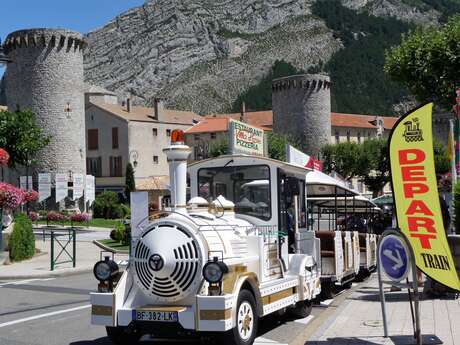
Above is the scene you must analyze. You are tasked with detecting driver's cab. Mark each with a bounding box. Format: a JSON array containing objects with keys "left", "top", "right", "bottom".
[{"left": 188, "top": 155, "right": 316, "bottom": 271}]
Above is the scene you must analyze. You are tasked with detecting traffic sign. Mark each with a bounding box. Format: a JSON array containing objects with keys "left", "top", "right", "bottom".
[{"left": 379, "top": 234, "right": 410, "bottom": 282}]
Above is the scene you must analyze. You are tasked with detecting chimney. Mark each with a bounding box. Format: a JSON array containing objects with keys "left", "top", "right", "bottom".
[
  {"left": 153, "top": 97, "right": 165, "bottom": 121},
  {"left": 240, "top": 102, "right": 246, "bottom": 122},
  {"left": 126, "top": 98, "right": 131, "bottom": 112},
  {"left": 163, "top": 130, "right": 191, "bottom": 212}
]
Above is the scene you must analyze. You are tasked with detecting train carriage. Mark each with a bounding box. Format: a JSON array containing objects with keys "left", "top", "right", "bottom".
[{"left": 305, "top": 172, "right": 379, "bottom": 297}]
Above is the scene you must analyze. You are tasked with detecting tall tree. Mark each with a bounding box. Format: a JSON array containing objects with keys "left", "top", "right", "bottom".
[
  {"left": 321, "top": 142, "right": 362, "bottom": 181},
  {"left": 322, "top": 138, "right": 451, "bottom": 197},
  {"left": 0, "top": 110, "right": 50, "bottom": 167},
  {"left": 360, "top": 139, "right": 390, "bottom": 198},
  {"left": 385, "top": 15, "right": 460, "bottom": 110},
  {"left": 124, "top": 163, "right": 136, "bottom": 200}
]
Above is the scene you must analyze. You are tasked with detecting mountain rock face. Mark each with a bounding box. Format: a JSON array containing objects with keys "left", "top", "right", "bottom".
[{"left": 83, "top": 0, "right": 442, "bottom": 114}]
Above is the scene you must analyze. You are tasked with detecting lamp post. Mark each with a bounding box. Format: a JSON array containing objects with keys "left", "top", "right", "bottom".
[{"left": 0, "top": 40, "right": 11, "bottom": 252}]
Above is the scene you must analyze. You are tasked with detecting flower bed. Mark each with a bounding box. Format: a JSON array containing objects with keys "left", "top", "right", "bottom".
[{"left": 70, "top": 213, "right": 91, "bottom": 223}]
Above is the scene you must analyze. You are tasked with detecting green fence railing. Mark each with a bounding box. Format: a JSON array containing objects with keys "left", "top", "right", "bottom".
[{"left": 49, "top": 228, "right": 76, "bottom": 271}]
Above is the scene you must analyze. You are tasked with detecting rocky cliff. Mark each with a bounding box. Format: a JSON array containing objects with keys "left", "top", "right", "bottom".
[{"left": 83, "top": 0, "right": 448, "bottom": 114}]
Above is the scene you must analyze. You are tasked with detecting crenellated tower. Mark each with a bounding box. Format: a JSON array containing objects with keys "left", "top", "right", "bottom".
[
  {"left": 3, "top": 28, "right": 86, "bottom": 175},
  {"left": 272, "top": 74, "right": 331, "bottom": 158}
]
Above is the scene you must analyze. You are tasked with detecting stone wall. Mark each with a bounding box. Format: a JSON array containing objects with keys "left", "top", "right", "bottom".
[
  {"left": 272, "top": 74, "right": 331, "bottom": 158},
  {"left": 3, "top": 28, "right": 86, "bottom": 175}
]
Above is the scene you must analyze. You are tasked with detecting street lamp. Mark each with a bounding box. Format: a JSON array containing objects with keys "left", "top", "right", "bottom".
[{"left": 129, "top": 150, "right": 139, "bottom": 168}]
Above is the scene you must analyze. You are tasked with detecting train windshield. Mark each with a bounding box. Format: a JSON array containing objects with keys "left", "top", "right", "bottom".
[{"left": 197, "top": 165, "right": 271, "bottom": 220}]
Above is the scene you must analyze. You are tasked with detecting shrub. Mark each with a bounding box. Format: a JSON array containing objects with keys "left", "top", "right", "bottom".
[
  {"left": 47, "top": 211, "right": 68, "bottom": 222},
  {"left": 93, "top": 191, "right": 121, "bottom": 219},
  {"left": 28, "top": 211, "right": 39, "bottom": 222},
  {"left": 70, "top": 213, "right": 91, "bottom": 223},
  {"left": 454, "top": 181, "right": 460, "bottom": 234},
  {"left": 9, "top": 213, "right": 35, "bottom": 261},
  {"left": 113, "top": 223, "right": 130, "bottom": 245}
]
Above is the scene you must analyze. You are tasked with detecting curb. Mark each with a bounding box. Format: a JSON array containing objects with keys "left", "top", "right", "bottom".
[
  {"left": 0, "top": 266, "right": 93, "bottom": 280},
  {"left": 93, "top": 240, "right": 129, "bottom": 254}
]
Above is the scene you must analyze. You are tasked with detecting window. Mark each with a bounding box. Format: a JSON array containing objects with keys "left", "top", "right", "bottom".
[
  {"left": 346, "top": 130, "right": 351, "bottom": 142},
  {"left": 152, "top": 128, "right": 158, "bottom": 136},
  {"left": 194, "top": 134, "right": 200, "bottom": 141},
  {"left": 166, "top": 129, "right": 171, "bottom": 137},
  {"left": 153, "top": 155, "right": 159, "bottom": 164},
  {"left": 198, "top": 165, "right": 271, "bottom": 220},
  {"left": 109, "top": 156, "right": 123, "bottom": 177},
  {"left": 86, "top": 157, "right": 102, "bottom": 177},
  {"left": 112, "top": 127, "right": 119, "bottom": 149},
  {"left": 357, "top": 132, "right": 361, "bottom": 144},
  {"left": 88, "top": 129, "right": 99, "bottom": 150},
  {"left": 368, "top": 131, "right": 371, "bottom": 139},
  {"left": 335, "top": 131, "right": 340, "bottom": 143},
  {"left": 211, "top": 133, "right": 216, "bottom": 140}
]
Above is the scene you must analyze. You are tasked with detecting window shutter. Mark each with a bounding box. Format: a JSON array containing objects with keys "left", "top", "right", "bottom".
[
  {"left": 97, "top": 157, "right": 102, "bottom": 177},
  {"left": 112, "top": 127, "right": 119, "bottom": 149},
  {"left": 88, "top": 129, "right": 99, "bottom": 150}
]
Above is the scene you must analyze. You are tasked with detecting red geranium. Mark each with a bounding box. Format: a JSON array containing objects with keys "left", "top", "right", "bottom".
[
  {"left": 24, "top": 190, "right": 39, "bottom": 202},
  {"left": 0, "top": 148, "right": 10, "bottom": 166},
  {"left": 0, "top": 182, "right": 25, "bottom": 209}
]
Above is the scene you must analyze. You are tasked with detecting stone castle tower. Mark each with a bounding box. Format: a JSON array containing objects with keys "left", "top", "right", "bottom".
[
  {"left": 3, "top": 28, "right": 86, "bottom": 175},
  {"left": 272, "top": 74, "right": 331, "bottom": 158}
]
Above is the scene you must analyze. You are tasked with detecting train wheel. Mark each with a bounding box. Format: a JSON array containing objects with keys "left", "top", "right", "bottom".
[
  {"left": 225, "top": 289, "right": 258, "bottom": 345},
  {"left": 106, "top": 326, "right": 142, "bottom": 344},
  {"left": 290, "top": 300, "right": 313, "bottom": 318},
  {"left": 320, "top": 284, "right": 334, "bottom": 300}
]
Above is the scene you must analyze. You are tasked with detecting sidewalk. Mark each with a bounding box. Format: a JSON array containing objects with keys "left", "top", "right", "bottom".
[
  {"left": 305, "top": 276, "right": 460, "bottom": 345},
  {"left": 0, "top": 229, "right": 127, "bottom": 279}
]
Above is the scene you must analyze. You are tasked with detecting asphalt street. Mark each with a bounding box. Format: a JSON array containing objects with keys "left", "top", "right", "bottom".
[{"left": 0, "top": 272, "right": 342, "bottom": 345}]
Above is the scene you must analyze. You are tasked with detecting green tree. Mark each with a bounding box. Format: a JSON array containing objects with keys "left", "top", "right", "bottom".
[
  {"left": 433, "top": 139, "right": 450, "bottom": 176},
  {"left": 209, "top": 138, "right": 229, "bottom": 158},
  {"left": 124, "top": 163, "right": 136, "bottom": 199},
  {"left": 454, "top": 180, "right": 460, "bottom": 234},
  {"left": 322, "top": 138, "right": 452, "bottom": 197},
  {"left": 321, "top": 142, "right": 362, "bottom": 180},
  {"left": 0, "top": 110, "right": 50, "bottom": 168},
  {"left": 385, "top": 15, "right": 460, "bottom": 110},
  {"left": 266, "top": 132, "right": 302, "bottom": 161},
  {"left": 360, "top": 139, "right": 391, "bottom": 198}
]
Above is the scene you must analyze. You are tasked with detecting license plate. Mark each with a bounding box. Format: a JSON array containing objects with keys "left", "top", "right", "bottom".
[{"left": 135, "top": 310, "right": 178, "bottom": 322}]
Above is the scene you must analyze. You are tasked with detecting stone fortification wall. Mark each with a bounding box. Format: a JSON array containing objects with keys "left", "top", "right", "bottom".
[
  {"left": 272, "top": 74, "right": 331, "bottom": 158},
  {"left": 3, "top": 28, "right": 86, "bottom": 174}
]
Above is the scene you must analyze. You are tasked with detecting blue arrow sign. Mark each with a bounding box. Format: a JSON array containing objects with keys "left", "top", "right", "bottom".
[{"left": 379, "top": 234, "right": 410, "bottom": 282}]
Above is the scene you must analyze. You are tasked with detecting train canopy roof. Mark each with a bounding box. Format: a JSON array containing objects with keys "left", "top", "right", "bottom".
[{"left": 305, "top": 170, "right": 359, "bottom": 197}]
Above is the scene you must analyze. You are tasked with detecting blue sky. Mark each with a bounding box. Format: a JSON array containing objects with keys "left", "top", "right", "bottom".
[
  {"left": 1, "top": 0, "right": 144, "bottom": 75},
  {"left": 0, "top": 0, "right": 145, "bottom": 39}
]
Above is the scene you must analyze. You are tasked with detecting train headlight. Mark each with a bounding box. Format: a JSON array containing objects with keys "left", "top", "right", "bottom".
[
  {"left": 93, "top": 257, "right": 119, "bottom": 281},
  {"left": 203, "top": 257, "right": 228, "bottom": 283}
]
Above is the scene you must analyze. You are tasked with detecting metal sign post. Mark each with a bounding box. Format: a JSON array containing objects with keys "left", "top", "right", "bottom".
[{"left": 377, "top": 229, "right": 421, "bottom": 345}]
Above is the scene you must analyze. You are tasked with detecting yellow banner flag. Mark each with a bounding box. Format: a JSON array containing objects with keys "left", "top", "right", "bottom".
[{"left": 389, "top": 103, "right": 460, "bottom": 291}]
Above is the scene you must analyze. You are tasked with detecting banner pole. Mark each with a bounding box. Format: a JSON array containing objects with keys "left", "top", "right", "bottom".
[{"left": 377, "top": 235, "right": 389, "bottom": 338}]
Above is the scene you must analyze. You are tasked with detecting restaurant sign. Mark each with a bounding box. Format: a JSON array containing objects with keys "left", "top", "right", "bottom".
[{"left": 229, "top": 119, "right": 265, "bottom": 156}]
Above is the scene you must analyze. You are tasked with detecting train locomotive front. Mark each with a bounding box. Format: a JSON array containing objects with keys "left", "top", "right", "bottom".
[{"left": 90, "top": 131, "right": 322, "bottom": 345}]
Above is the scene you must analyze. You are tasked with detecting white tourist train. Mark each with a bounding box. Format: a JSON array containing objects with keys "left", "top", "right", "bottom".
[{"left": 90, "top": 130, "right": 379, "bottom": 345}]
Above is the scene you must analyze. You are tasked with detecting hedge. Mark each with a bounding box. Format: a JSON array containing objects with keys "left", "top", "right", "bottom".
[{"left": 9, "top": 213, "right": 35, "bottom": 261}]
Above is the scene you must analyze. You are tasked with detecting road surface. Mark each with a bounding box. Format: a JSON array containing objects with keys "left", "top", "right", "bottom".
[{"left": 0, "top": 272, "right": 347, "bottom": 345}]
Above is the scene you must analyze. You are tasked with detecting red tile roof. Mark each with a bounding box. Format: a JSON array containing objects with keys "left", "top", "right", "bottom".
[
  {"left": 185, "top": 117, "right": 230, "bottom": 134},
  {"left": 331, "top": 112, "right": 398, "bottom": 129},
  {"left": 186, "top": 110, "right": 398, "bottom": 134}
]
